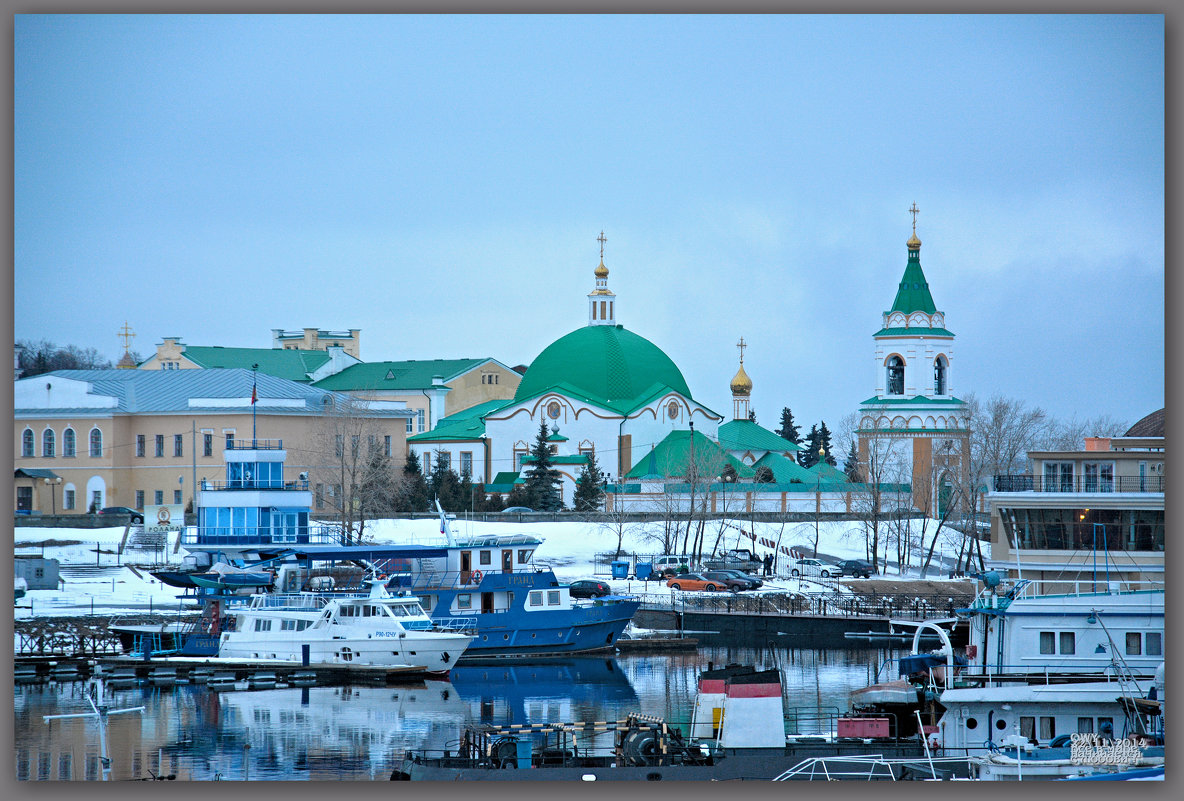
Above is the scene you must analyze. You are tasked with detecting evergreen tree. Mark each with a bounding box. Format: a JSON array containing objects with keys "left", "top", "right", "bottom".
[
  {"left": 398, "top": 451, "right": 430, "bottom": 512},
  {"left": 429, "top": 449, "right": 463, "bottom": 511},
  {"left": 818, "top": 421, "right": 837, "bottom": 466},
  {"left": 843, "top": 441, "right": 862, "bottom": 482},
  {"left": 775, "top": 407, "right": 801, "bottom": 445},
  {"left": 753, "top": 465, "right": 775, "bottom": 483},
  {"left": 799, "top": 424, "right": 820, "bottom": 468},
  {"left": 572, "top": 450, "right": 606, "bottom": 512},
  {"left": 523, "top": 420, "right": 564, "bottom": 511}
]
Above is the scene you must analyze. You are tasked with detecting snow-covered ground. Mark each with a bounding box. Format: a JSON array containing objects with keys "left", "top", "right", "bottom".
[{"left": 14, "top": 516, "right": 987, "bottom": 624}]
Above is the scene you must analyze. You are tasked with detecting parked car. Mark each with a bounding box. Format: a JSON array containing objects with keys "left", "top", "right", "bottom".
[
  {"left": 568, "top": 579, "right": 611, "bottom": 598},
  {"left": 836, "top": 559, "right": 875, "bottom": 578},
  {"left": 702, "top": 548, "right": 763, "bottom": 574},
  {"left": 653, "top": 555, "right": 693, "bottom": 578},
  {"left": 701, "top": 570, "right": 760, "bottom": 591},
  {"left": 98, "top": 506, "right": 144, "bottom": 523},
  {"left": 499, "top": 507, "right": 534, "bottom": 514},
  {"left": 666, "top": 573, "right": 724, "bottom": 592},
  {"left": 714, "top": 569, "right": 763, "bottom": 589},
  {"left": 789, "top": 558, "right": 832, "bottom": 578}
]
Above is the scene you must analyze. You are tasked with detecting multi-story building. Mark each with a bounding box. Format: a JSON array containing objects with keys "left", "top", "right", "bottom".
[
  {"left": 13, "top": 368, "right": 413, "bottom": 515},
  {"left": 986, "top": 409, "right": 1165, "bottom": 585}
]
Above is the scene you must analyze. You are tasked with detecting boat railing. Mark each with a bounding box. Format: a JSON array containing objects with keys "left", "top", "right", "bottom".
[
  {"left": 385, "top": 567, "right": 554, "bottom": 592},
  {"left": 874, "top": 656, "right": 1147, "bottom": 687},
  {"left": 433, "top": 617, "right": 478, "bottom": 633},
  {"left": 785, "top": 706, "right": 842, "bottom": 736},
  {"left": 245, "top": 593, "right": 335, "bottom": 611},
  {"left": 967, "top": 579, "right": 1164, "bottom": 611}
]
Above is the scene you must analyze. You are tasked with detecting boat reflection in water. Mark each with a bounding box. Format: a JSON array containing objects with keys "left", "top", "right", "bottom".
[{"left": 450, "top": 657, "right": 639, "bottom": 725}]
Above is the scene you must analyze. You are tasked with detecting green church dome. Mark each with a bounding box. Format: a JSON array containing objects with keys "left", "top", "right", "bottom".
[{"left": 514, "top": 324, "right": 692, "bottom": 405}]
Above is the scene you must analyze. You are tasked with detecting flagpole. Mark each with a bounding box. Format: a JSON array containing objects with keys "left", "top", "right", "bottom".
[{"left": 251, "top": 364, "right": 258, "bottom": 446}]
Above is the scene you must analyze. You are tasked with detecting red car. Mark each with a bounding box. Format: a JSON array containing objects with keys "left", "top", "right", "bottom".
[{"left": 665, "top": 573, "right": 724, "bottom": 592}]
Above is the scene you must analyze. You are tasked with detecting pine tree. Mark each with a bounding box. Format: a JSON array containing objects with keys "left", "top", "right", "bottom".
[
  {"left": 523, "top": 420, "right": 564, "bottom": 511},
  {"left": 818, "top": 421, "right": 837, "bottom": 466},
  {"left": 572, "top": 450, "right": 606, "bottom": 512},
  {"left": 775, "top": 407, "right": 801, "bottom": 445},
  {"left": 429, "top": 449, "right": 463, "bottom": 511},
  {"left": 754, "top": 465, "right": 775, "bottom": 483},
  {"left": 843, "top": 441, "right": 862, "bottom": 482},
  {"left": 398, "top": 451, "right": 430, "bottom": 512},
  {"left": 799, "top": 424, "right": 820, "bottom": 468}
]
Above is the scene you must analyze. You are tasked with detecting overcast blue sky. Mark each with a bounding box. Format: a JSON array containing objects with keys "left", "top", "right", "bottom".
[{"left": 14, "top": 14, "right": 1164, "bottom": 433}]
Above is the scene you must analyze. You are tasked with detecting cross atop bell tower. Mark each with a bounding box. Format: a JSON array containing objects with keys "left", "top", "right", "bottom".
[{"left": 588, "top": 230, "right": 617, "bottom": 326}]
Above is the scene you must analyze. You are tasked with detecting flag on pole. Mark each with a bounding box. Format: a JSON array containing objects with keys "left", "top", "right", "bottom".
[{"left": 251, "top": 384, "right": 257, "bottom": 404}]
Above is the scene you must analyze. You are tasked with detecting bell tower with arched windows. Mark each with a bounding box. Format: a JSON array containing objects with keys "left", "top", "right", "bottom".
[{"left": 856, "top": 206, "right": 970, "bottom": 519}]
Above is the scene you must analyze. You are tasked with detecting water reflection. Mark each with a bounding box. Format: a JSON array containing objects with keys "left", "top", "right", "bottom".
[{"left": 15, "top": 647, "right": 898, "bottom": 781}]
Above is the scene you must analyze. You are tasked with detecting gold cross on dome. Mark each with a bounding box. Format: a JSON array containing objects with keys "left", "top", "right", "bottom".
[
  {"left": 597, "top": 230, "right": 606, "bottom": 259},
  {"left": 117, "top": 321, "right": 135, "bottom": 351},
  {"left": 909, "top": 202, "right": 920, "bottom": 233},
  {"left": 737, "top": 336, "right": 747, "bottom": 363}
]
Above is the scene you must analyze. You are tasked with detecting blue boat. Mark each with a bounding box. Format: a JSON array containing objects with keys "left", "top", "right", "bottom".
[{"left": 378, "top": 503, "right": 640, "bottom": 658}]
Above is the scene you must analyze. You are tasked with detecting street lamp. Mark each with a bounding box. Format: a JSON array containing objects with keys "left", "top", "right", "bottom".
[
  {"left": 44, "top": 476, "right": 62, "bottom": 515},
  {"left": 814, "top": 447, "right": 825, "bottom": 558}
]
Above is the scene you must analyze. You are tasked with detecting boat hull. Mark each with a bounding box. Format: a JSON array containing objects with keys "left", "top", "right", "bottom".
[{"left": 217, "top": 630, "right": 472, "bottom": 673}]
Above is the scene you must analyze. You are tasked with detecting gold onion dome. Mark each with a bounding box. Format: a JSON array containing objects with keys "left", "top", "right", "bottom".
[
  {"left": 594, "top": 259, "right": 609, "bottom": 278},
  {"left": 907, "top": 231, "right": 922, "bottom": 249},
  {"left": 730, "top": 363, "right": 752, "bottom": 396}
]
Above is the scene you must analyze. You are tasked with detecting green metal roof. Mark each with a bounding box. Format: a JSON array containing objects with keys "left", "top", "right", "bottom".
[
  {"left": 859, "top": 395, "right": 966, "bottom": 407},
  {"left": 807, "top": 460, "right": 849, "bottom": 483},
  {"left": 490, "top": 471, "right": 525, "bottom": 486},
  {"left": 888, "top": 247, "right": 938, "bottom": 315},
  {"left": 180, "top": 346, "right": 331, "bottom": 382},
  {"left": 752, "top": 452, "right": 814, "bottom": 483},
  {"left": 313, "top": 359, "right": 490, "bottom": 391},
  {"left": 406, "top": 399, "right": 511, "bottom": 443},
  {"left": 522, "top": 454, "right": 589, "bottom": 465},
  {"left": 624, "top": 430, "right": 754, "bottom": 480},
  {"left": 514, "top": 325, "right": 692, "bottom": 406},
  {"left": 718, "top": 420, "right": 803, "bottom": 453},
  {"left": 873, "top": 327, "right": 955, "bottom": 338}
]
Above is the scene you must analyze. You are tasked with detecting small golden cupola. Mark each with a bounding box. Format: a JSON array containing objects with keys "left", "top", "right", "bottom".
[
  {"left": 731, "top": 337, "right": 752, "bottom": 420},
  {"left": 588, "top": 230, "right": 617, "bottom": 326}
]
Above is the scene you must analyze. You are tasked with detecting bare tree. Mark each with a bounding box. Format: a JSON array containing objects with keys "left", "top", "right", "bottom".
[
  {"left": 850, "top": 415, "right": 912, "bottom": 574},
  {"left": 1040, "top": 413, "right": 1129, "bottom": 451},
  {"left": 310, "top": 396, "right": 400, "bottom": 545}
]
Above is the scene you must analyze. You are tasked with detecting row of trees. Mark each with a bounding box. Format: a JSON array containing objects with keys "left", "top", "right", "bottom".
[
  {"left": 774, "top": 408, "right": 839, "bottom": 468},
  {"left": 16, "top": 339, "right": 131, "bottom": 377}
]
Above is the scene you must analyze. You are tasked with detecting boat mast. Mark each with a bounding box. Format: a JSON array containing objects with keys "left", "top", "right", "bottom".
[{"left": 435, "top": 498, "right": 457, "bottom": 548}]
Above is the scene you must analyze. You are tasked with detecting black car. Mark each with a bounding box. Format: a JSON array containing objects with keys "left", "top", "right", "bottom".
[
  {"left": 837, "top": 559, "right": 875, "bottom": 578},
  {"left": 98, "top": 506, "right": 144, "bottom": 523},
  {"left": 701, "top": 570, "right": 761, "bottom": 591},
  {"left": 568, "top": 579, "right": 611, "bottom": 598}
]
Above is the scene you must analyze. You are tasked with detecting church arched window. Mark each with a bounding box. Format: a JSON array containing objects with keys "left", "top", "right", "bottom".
[
  {"left": 886, "top": 356, "right": 905, "bottom": 396},
  {"left": 43, "top": 428, "right": 55, "bottom": 457},
  {"left": 89, "top": 427, "right": 103, "bottom": 458},
  {"left": 22, "top": 428, "right": 34, "bottom": 457},
  {"left": 934, "top": 355, "right": 948, "bottom": 395},
  {"left": 63, "top": 428, "right": 76, "bottom": 457}
]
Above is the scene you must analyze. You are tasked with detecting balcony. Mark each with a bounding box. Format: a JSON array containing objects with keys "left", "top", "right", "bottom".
[
  {"left": 993, "top": 474, "right": 1164, "bottom": 494},
  {"left": 226, "top": 439, "right": 284, "bottom": 450},
  {"left": 200, "top": 479, "right": 309, "bottom": 491}
]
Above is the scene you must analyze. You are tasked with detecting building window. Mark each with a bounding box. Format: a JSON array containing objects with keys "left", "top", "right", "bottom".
[
  {"left": 22, "top": 429, "right": 33, "bottom": 457},
  {"left": 423, "top": 453, "right": 431, "bottom": 474},
  {"left": 934, "top": 355, "right": 947, "bottom": 395},
  {"left": 135, "top": 490, "right": 145, "bottom": 509},
  {"left": 514, "top": 449, "right": 527, "bottom": 472},
  {"left": 16, "top": 486, "right": 32, "bottom": 511},
  {"left": 136, "top": 434, "right": 146, "bottom": 457},
  {"left": 1039, "top": 631, "right": 1055, "bottom": 654},
  {"left": 1059, "top": 632, "right": 1075, "bottom": 655},
  {"left": 174, "top": 434, "right": 183, "bottom": 457},
  {"left": 203, "top": 433, "right": 213, "bottom": 457},
  {"left": 335, "top": 434, "right": 344, "bottom": 458},
  {"left": 1042, "top": 461, "right": 1075, "bottom": 492},
  {"left": 315, "top": 483, "right": 324, "bottom": 509},
  {"left": 154, "top": 490, "right": 164, "bottom": 505},
  {"left": 384, "top": 435, "right": 392, "bottom": 457},
  {"left": 89, "top": 428, "right": 102, "bottom": 458},
  {"left": 437, "top": 452, "right": 451, "bottom": 472},
  {"left": 1083, "top": 462, "right": 1114, "bottom": 492},
  {"left": 406, "top": 416, "right": 414, "bottom": 433},
  {"left": 225, "top": 432, "right": 234, "bottom": 450},
  {"left": 174, "top": 490, "right": 182, "bottom": 504},
  {"left": 64, "top": 489, "right": 75, "bottom": 510},
  {"left": 63, "top": 428, "right": 75, "bottom": 457},
  {"left": 42, "top": 429, "right": 55, "bottom": 457},
  {"left": 417, "top": 410, "right": 426, "bottom": 433},
  {"left": 886, "top": 356, "right": 905, "bottom": 396},
  {"left": 460, "top": 451, "right": 473, "bottom": 477},
  {"left": 155, "top": 435, "right": 164, "bottom": 457},
  {"left": 91, "top": 490, "right": 102, "bottom": 511}
]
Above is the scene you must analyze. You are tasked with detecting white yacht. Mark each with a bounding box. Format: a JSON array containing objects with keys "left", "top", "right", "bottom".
[{"left": 217, "top": 580, "right": 472, "bottom": 674}]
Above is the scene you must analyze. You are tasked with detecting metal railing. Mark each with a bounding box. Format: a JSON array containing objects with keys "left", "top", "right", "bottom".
[
  {"left": 637, "top": 591, "right": 970, "bottom": 620},
  {"left": 225, "top": 439, "right": 284, "bottom": 450},
  {"left": 993, "top": 474, "right": 1164, "bottom": 493},
  {"left": 199, "top": 479, "right": 309, "bottom": 491}
]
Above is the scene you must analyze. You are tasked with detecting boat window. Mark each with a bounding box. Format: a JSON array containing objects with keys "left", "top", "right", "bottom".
[
  {"left": 1019, "top": 717, "right": 1035, "bottom": 741},
  {"left": 965, "top": 718, "right": 978, "bottom": 730},
  {"left": 1059, "top": 632, "right": 1075, "bottom": 655},
  {"left": 995, "top": 719, "right": 1007, "bottom": 731},
  {"left": 1077, "top": 717, "right": 1094, "bottom": 734},
  {"left": 1126, "top": 632, "right": 1142, "bottom": 656},
  {"left": 547, "top": 590, "right": 560, "bottom": 605},
  {"left": 457, "top": 594, "right": 472, "bottom": 610},
  {"left": 518, "top": 549, "right": 533, "bottom": 563},
  {"left": 1039, "top": 631, "right": 1055, "bottom": 654},
  {"left": 1146, "top": 632, "right": 1162, "bottom": 656},
  {"left": 418, "top": 595, "right": 433, "bottom": 611},
  {"left": 529, "top": 591, "right": 543, "bottom": 607},
  {"left": 1039, "top": 717, "right": 1056, "bottom": 740},
  {"left": 479, "top": 550, "right": 492, "bottom": 565},
  {"left": 282, "top": 620, "right": 296, "bottom": 631}
]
